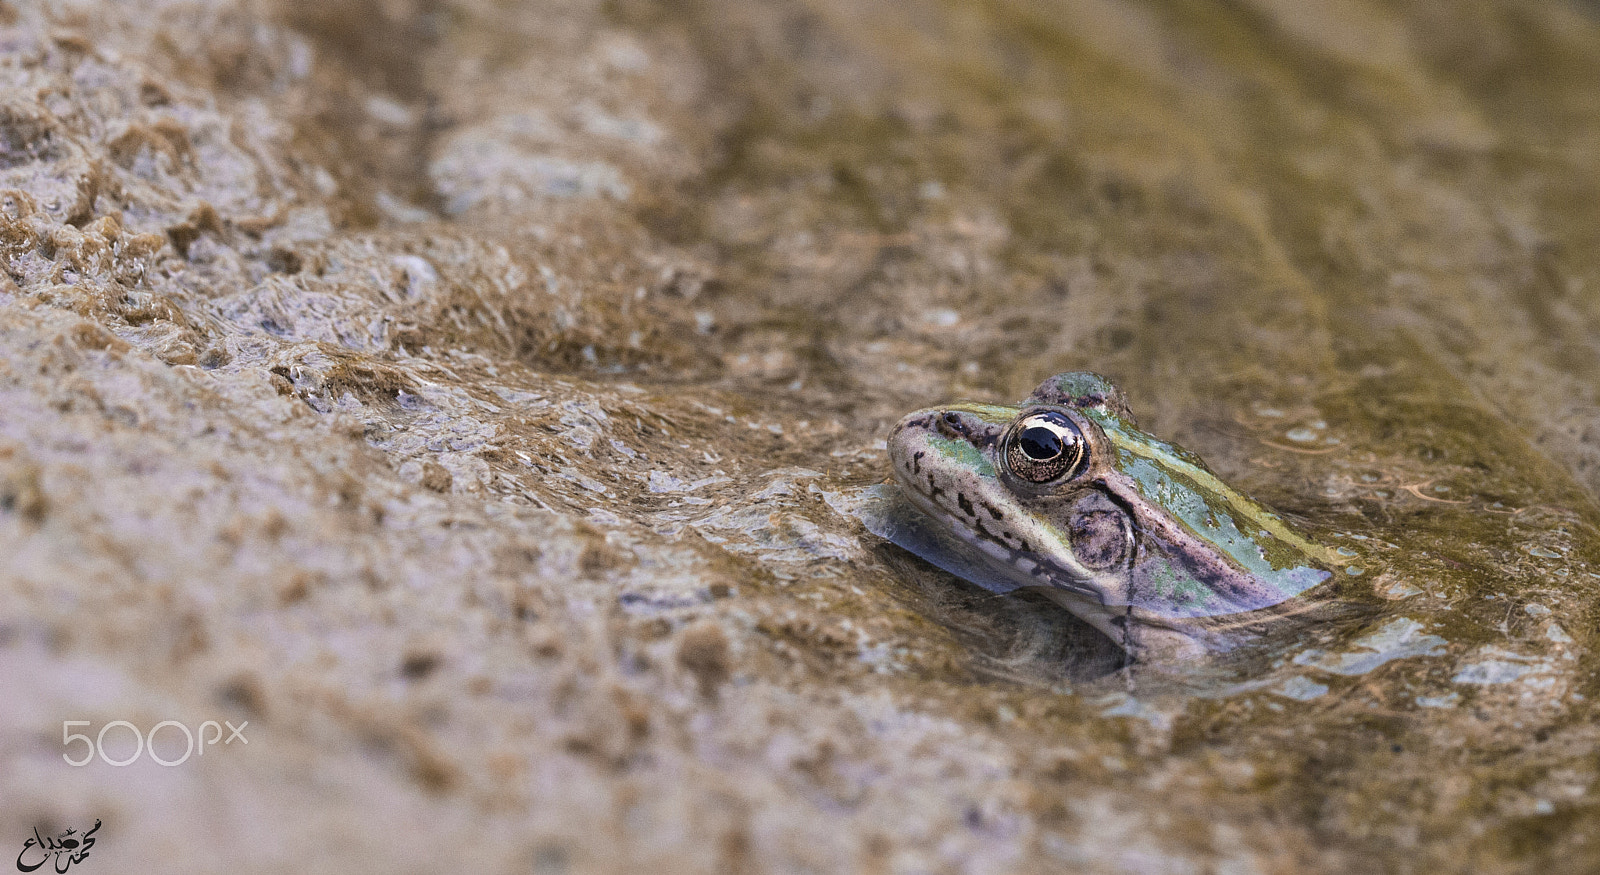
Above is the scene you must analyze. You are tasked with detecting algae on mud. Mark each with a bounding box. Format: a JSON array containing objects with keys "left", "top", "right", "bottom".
[{"left": 2, "top": 0, "right": 1600, "bottom": 871}]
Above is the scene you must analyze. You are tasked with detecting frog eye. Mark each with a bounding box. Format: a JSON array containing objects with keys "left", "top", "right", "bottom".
[{"left": 1004, "top": 411, "right": 1087, "bottom": 483}]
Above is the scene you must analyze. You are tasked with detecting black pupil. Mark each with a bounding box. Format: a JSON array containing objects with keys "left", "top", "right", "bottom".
[{"left": 1018, "top": 426, "right": 1063, "bottom": 460}]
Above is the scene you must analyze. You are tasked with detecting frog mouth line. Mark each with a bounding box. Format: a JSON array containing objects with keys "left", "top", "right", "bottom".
[{"left": 890, "top": 469, "right": 1106, "bottom": 605}]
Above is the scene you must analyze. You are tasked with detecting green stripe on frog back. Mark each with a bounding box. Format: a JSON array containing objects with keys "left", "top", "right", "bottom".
[
  {"left": 1084, "top": 408, "right": 1341, "bottom": 573},
  {"left": 944, "top": 402, "right": 1020, "bottom": 422}
]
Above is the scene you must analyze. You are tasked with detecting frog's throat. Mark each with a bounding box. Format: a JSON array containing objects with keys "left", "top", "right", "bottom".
[{"left": 1035, "top": 589, "right": 1220, "bottom": 659}]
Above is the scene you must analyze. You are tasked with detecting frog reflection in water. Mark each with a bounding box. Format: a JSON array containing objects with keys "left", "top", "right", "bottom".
[{"left": 875, "top": 373, "right": 1343, "bottom": 661}]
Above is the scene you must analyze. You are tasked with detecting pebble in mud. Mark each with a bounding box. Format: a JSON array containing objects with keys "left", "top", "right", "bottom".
[{"left": 677, "top": 619, "right": 733, "bottom": 698}]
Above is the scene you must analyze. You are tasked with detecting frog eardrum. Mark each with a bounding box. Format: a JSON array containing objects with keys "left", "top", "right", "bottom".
[{"left": 869, "top": 372, "right": 1344, "bottom": 659}]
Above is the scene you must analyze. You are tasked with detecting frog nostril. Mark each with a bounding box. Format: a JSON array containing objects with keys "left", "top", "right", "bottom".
[{"left": 937, "top": 411, "right": 964, "bottom": 437}]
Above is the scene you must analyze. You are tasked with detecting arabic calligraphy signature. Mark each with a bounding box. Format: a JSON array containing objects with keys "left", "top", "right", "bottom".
[
  {"left": 12, "top": 830, "right": 41, "bottom": 874},
  {"left": 15, "top": 820, "right": 98, "bottom": 873}
]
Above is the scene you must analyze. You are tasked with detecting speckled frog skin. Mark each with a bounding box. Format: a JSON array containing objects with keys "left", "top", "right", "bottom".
[{"left": 879, "top": 372, "right": 1339, "bottom": 659}]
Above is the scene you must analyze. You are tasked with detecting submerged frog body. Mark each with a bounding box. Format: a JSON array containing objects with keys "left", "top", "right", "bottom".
[{"left": 875, "top": 372, "right": 1339, "bottom": 660}]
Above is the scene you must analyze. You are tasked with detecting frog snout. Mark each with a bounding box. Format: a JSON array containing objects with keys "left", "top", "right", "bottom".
[
  {"left": 935, "top": 410, "right": 965, "bottom": 439},
  {"left": 885, "top": 414, "right": 920, "bottom": 466},
  {"left": 887, "top": 408, "right": 1003, "bottom": 475},
  {"left": 931, "top": 409, "right": 1002, "bottom": 448},
  {"left": 886, "top": 413, "right": 922, "bottom": 450}
]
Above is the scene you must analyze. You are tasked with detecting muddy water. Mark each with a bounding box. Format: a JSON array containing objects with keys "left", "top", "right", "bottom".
[{"left": 2, "top": 0, "right": 1600, "bottom": 871}]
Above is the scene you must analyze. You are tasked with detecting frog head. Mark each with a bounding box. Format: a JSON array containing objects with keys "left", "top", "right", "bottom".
[{"left": 883, "top": 372, "right": 1335, "bottom": 657}]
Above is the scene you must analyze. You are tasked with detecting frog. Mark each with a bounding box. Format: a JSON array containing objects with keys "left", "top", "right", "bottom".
[{"left": 866, "top": 372, "right": 1342, "bottom": 660}]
